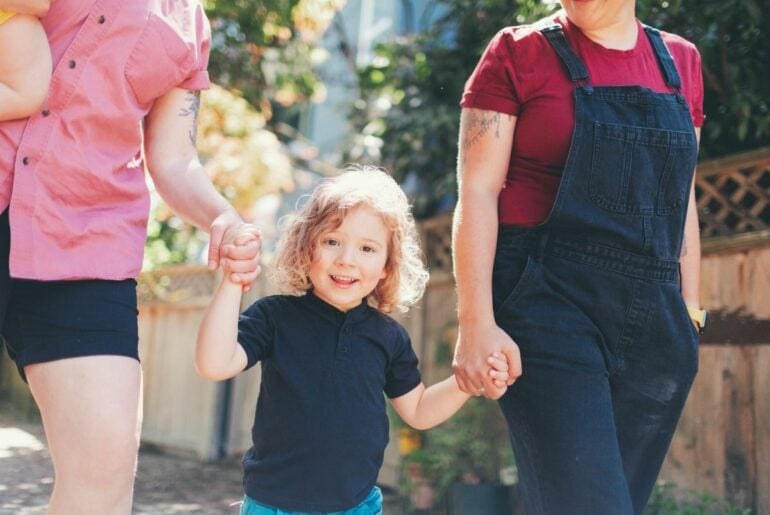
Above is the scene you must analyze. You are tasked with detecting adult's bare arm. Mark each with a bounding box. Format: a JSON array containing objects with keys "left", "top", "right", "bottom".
[
  {"left": 143, "top": 88, "right": 261, "bottom": 288},
  {"left": 452, "top": 108, "right": 521, "bottom": 398},
  {"left": 680, "top": 128, "right": 702, "bottom": 310}
]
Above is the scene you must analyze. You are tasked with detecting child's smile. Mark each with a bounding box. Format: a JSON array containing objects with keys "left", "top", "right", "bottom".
[{"left": 309, "top": 204, "right": 389, "bottom": 312}]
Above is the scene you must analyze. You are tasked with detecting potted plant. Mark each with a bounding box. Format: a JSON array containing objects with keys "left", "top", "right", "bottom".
[{"left": 396, "top": 323, "right": 520, "bottom": 515}]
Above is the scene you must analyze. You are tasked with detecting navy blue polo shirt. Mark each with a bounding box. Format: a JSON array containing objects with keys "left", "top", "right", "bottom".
[{"left": 237, "top": 292, "right": 422, "bottom": 512}]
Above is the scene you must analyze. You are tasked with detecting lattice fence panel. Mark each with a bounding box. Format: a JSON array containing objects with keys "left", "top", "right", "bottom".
[{"left": 696, "top": 148, "right": 770, "bottom": 238}]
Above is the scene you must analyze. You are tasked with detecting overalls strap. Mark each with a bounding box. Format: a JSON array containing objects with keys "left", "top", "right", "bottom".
[
  {"left": 540, "top": 24, "right": 589, "bottom": 83},
  {"left": 643, "top": 25, "right": 682, "bottom": 90}
]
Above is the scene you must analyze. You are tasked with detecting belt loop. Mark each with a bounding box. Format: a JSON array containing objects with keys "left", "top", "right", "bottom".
[{"left": 535, "top": 232, "right": 550, "bottom": 262}]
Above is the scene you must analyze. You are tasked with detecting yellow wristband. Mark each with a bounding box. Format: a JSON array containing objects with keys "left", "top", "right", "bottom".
[{"left": 686, "top": 306, "right": 707, "bottom": 332}]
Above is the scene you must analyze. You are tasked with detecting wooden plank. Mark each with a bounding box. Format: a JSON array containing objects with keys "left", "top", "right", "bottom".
[
  {"left": 693, "top": 347, "right": 726, "bottom": 496},
  {"left": 754, "top": 347, "right": 770, "bottom": 515},
  {"left": 746, "top": 247, "right": 770, "bottom": 318},
  {"left": 140, "top": 303, "right": 220, "bottom": 459},
  {"left": 696, "top": 146, "right": 770, "bottom": 176},
  {"left": 720, "top": 345, "right": 756, "bottom": 510}
]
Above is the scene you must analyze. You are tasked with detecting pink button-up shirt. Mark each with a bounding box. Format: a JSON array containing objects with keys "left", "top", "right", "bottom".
[{"left": 0, "top": 0, "right": 211, "bottom": 280}]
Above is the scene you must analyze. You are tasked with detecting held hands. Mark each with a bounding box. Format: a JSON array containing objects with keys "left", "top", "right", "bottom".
[
  {"left": 453, "top": 323, "right": 522, "bottom": 400},
  {"left": 208, "top": 211, "right": 262, "bottom": 292},
  {"left": 486, "top": 352, "right": 511, "bottom": 398}
]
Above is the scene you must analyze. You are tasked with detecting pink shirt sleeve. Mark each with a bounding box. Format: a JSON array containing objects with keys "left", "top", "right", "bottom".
[
  {"left": 460, "top": 30, "right": 521, "bottom": 115},
  {"left": 177, "top": 4, "right": 211, "bottom": 91}
]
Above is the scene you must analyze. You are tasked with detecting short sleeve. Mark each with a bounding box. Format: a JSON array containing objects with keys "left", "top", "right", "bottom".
[
  {"left": 177, "top": 3, "right": 211, "bottom": 91},
  {"left": 688, "top": 49, "right": 705, "bottom": 127},
  {"left": 666, "top": 33, "right": 705, "bottom": 128},
  {"left": 383, "top": 325, "right": 422, "bottom": 399},
  {"left": 237, "top": 300, "right": 275, "bottom": 370},
  {"left": 460, "top": 29, "right": 520, "bottom": 115}
]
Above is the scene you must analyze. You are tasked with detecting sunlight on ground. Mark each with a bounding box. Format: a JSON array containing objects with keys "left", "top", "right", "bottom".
[{"left": 0, "top": 428, "right": 45, "bottom": 458}]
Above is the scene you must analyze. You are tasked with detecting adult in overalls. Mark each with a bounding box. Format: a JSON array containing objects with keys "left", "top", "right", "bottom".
[{"left": 452, "top": 0, "right": 704, "bottom": 513}]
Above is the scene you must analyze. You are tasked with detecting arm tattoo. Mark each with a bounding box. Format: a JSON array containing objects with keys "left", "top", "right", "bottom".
[
  {"left": 179, "top": 91, "right": 201, "bottom": 146},
  {"left": 460, "top": 111, "right": 510, "bottom": 164}
]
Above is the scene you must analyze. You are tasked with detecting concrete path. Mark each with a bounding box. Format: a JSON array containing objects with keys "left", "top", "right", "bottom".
[
  {"left": 1, "top": 410, "right": 259, "bottom": 514},
  {"left": 0, "top": 410, "right": 403, "bottom": 514}
]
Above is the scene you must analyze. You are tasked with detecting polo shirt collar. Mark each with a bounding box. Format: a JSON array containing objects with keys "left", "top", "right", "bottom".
[{"left": 303, "top": 290, "right": 370, "bottom": 324}]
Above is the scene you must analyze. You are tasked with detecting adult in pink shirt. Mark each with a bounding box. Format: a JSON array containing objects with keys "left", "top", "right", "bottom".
[
  {"left": 0, "top": 1, "right": 261, "bottom": 513},
  {"left": 452, "top": 0, "right": 704, "bottom": 513}
]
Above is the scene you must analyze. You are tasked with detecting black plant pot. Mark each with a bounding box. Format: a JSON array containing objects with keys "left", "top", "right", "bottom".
[{"left": 447, "top": 483, "right": 514, "bottom": 515}]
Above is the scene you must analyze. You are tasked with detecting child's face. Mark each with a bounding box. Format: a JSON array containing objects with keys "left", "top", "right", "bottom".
[{"left": 309, "top": 204, "right": 389, "bottom": 312}]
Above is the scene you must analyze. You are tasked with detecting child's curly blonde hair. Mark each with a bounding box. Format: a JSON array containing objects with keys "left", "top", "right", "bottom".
[{"left": 270, "top": 166, "right": 429, "bottom": 313}]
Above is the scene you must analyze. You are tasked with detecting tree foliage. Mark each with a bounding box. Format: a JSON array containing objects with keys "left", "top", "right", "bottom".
[
  {"left": 639, "top": 0, "right": 770, "bottom": 157},
  {"left": 204, "top": 0, "right": 345, "bottom": 119},
  {"left": 351, "top": 0, "right": 769, "bottom": 218}
]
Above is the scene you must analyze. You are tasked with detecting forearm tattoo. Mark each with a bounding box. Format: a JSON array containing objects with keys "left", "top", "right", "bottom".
[
  {"left": 179, "top": 91, "right": 201, "bottom": 146},
  {"left": 460, "top": 110, "right": 511, "bottom": 164}
]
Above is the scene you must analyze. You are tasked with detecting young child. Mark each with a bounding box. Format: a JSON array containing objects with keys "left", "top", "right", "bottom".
[
  {"left": 0, "top": 10, "right": 51, "bottom": 120},
  {"left": 196, "top": 167, "right": 510, "bottom": 514}
]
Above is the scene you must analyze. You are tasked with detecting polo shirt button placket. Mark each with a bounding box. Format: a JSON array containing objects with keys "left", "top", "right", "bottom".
[{"left": 339, "top": 325, "right": 350, "bottom": 358}]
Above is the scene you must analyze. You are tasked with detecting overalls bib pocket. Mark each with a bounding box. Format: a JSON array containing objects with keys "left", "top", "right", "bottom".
[{"left": 589, "top": 121, "right": 696, "bottom": 215}]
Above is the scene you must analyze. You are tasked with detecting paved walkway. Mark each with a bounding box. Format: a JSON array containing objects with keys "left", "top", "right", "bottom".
[
  {"left": 0, "top": 409, "right": 403, "bottom": 514},
  {"left": 0, "top": 410, "right": 257, "bottom": 514}
]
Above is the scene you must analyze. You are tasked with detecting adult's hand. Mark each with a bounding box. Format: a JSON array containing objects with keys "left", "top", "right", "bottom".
[
  {"left": 453, "top": 322, "right": 522, "bottom": 399},
  {"left": 0, "top": 0, "right": 51, "bottom": 17},
  {"left": 208, "top": 211, "right": 261, "bottom": 291}
]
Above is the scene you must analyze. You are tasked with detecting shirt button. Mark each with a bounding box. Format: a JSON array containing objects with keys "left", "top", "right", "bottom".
[
  {"left": 42, "top": 108, "right": 50, "bottom": 117},
  {"left": 22, "top": 156, "right": 29, "bottom": 165},
  {"left": 98, "top": 15, "right": 106, "bottom": 23},
  {"left": 342, "top": 347, "right": 348, "bottom": 353},
  {"left": 68, "top": 60, "right": 76, "bottom": 69}
]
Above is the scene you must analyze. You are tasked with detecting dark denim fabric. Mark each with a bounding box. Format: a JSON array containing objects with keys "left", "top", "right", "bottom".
[{"left": 493, "top": 25, "right": 700, "bottom": 515}]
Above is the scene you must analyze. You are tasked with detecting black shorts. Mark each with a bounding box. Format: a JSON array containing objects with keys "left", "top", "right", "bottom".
[{"left": 1, "top": 209, "right": 139, "bottom": 381}]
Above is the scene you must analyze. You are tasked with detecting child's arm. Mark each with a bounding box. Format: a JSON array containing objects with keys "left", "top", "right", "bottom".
[
  {"left": 195, "top": 269, "right": 250, "bottom": 381},
  {"left": 0, "top": 12, "right": 51, "bottom": 121},
  {"left": 390, "top": 353, "right": 509, "bottom": 430}
]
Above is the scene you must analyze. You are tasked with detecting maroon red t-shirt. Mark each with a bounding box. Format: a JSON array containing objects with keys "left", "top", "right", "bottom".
[{"left": 460, "top": 12, "right": 704, "bottom": 226}]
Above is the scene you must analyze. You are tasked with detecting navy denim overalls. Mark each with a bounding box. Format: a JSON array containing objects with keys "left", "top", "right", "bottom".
[{"left": 493, "top": 25, "right": 700, "bottom": 515}]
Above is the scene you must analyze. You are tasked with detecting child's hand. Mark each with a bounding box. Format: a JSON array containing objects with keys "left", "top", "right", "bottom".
[
  {"left": 484, "top": 352, "right": 510, "bottom": 399},
  {"left": 220, "top": 228, "right": 262, "bottom": 290}
]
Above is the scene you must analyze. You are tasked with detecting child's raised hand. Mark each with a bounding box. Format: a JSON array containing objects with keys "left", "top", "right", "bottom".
[
  {"left": 220, "top": 226, "right": 262, "bottom": 290},
  {"left": 484, "top": 352, "right": 510, "bottom": 399}
]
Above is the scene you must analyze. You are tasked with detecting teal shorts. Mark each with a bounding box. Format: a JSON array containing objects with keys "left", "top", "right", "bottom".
[{"left": 240, "top": 486, "right": 382, "bottom": 515}]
